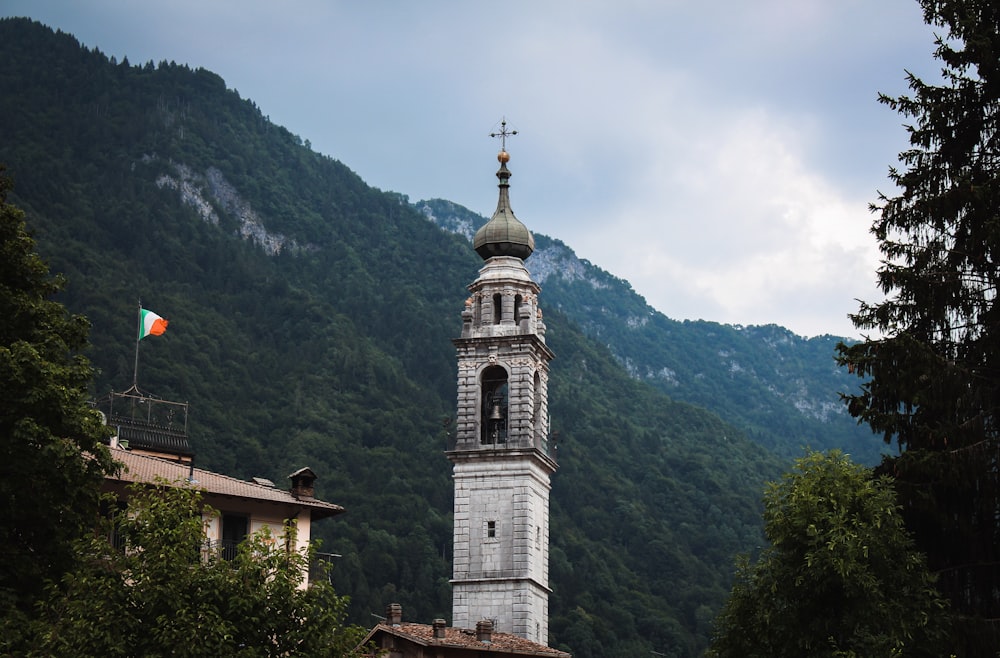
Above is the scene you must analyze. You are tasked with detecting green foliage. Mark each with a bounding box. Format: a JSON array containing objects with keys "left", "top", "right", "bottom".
[
  {"left": 835, "top": 1, "right": 1000, "bottom": 653},
  {"left": 24, "top": 481, "right": 366, "bottom": 657},
  {"left": 539, "top": 311, "right": 782, "bottom": 657},
  {"left": 0, "top": 19, "right": 834, "bottom": 656},
  {"left": 0, "top": 168, "right": 115, "bottom": 623},
  {"left": 707, "top": 451, "right": 949, "bottom": 658}
]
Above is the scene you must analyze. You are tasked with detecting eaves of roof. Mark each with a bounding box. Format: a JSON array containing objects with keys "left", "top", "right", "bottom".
[
  {"left": 106, "top": 448, "right": 345, "bottom": 519},
  {"left": 360, "top": 623, "right": 571, "bottom": 657}
]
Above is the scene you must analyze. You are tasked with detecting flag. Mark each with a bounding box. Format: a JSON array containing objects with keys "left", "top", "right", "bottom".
[{"left": 139, "top": 308, "right": 169, "bottom": 340}]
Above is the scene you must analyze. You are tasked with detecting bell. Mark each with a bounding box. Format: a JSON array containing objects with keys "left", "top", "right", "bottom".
[{"left": 488, "top": 402, "right": 504, "bottom": 421}]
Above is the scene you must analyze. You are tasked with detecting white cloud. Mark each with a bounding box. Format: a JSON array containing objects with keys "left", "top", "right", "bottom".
[
  {"left": 571, "top": 105, "right": 882, "bottom": 337},
  {"left": 2, "top": 0, "right": 933, "bottom": 337}
]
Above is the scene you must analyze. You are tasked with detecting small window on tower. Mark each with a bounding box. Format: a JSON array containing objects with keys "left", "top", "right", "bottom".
[
  {"left": 487, "top": 520, "right": 496, "bottom": 538},
  {"left": 492, "top": 293, "right": 502, "bottom": 324}
]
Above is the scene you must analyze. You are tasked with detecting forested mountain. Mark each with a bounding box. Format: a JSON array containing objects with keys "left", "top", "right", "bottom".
[
  {"left": 0, "top": 18, "right": 868, "bottom": 657},
  {"left": 418, "top": 199, "right": 882, "bottom": 464}
]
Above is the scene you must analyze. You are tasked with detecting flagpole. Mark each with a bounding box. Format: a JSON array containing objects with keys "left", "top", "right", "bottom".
[{"left": 133, "top": 301, "right": 141, "bottom": 388}]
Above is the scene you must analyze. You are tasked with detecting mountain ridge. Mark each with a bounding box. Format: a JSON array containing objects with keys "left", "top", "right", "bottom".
[
  {"left": 417, "top": 198, "right": 879, "bottom": 463},
  {"left": 0, "top": 17, "right": 874, "bottom": 657}
]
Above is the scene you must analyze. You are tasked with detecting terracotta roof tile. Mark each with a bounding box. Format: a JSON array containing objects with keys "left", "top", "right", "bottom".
[
  {"left": 367, "top": 622, "right": 571, "bottom": 656},
  {"left": 107, "top": 448, "right": 345, "bottom": 518}
]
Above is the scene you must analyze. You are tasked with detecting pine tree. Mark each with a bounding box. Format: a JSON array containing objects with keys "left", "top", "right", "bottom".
[{"left": 837, "top": 1, "right": 1000, "bottom": 652}]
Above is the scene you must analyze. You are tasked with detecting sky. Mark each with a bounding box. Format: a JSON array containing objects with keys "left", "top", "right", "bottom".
[{"left": 2, "top": 0, "right": 942, "bottom": 338}]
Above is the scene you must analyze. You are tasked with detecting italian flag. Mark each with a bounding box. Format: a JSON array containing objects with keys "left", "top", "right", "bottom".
[{"left": 139, "top": 308, "right": 169, "bottom": 340}]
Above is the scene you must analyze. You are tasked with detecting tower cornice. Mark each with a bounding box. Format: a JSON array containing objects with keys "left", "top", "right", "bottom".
[
  {"left": 445, "top": 445, "right": 558, "bottom": 474},
  {"left": 451, "top": 334, "right": 555, "bottom": 362},
  {"left": 449, "top": 575, "right": 554, "bottom": 595}
]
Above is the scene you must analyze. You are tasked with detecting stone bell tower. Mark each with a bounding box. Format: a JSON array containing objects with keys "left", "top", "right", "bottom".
[{"left": 447, "top": 121, "right": 557, "bottom": 644}]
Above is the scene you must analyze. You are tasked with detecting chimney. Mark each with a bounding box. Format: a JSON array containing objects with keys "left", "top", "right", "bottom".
[
  {"left": 476, "top": 619, "right": 493, "bottom": 644},
  {"left": 386, "top": 603, "right": 402, "bottom": 627},
  {"left": 288, "top": 467, "right": 316, "bottom": 498},
  {"left": 432, "top": 619, "right": 447, "bottom": 639}
]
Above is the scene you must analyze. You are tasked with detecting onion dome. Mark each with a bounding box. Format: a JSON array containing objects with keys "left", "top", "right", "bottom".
[{"left": 473, "top": 149, "right": 535, "bottom": 260}]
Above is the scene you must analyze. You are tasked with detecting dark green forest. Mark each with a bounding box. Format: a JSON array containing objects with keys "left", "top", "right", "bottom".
[{"left": 0, "top": 18, "right": 873, "bottom": 657}]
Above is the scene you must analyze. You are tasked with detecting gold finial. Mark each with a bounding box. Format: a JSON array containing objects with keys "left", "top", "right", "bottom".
[{"left": 490, "top": 118, "right": 517, "bottom": 161}]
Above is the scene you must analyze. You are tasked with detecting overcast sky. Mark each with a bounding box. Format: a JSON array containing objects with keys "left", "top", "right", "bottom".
[{"left": 2, "top": 1, "right": 942, "bottom": 338}]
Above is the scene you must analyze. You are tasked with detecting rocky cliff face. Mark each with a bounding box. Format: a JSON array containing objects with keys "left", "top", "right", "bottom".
[{"left": 153, "top": 158, "right": 312, "bottom": 256}]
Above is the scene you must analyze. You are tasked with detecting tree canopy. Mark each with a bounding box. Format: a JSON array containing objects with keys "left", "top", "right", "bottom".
[
  {"left": 706, "top": 451, "right": 948, "bottom": 658},
  {"left": 836, "top": 1, "right": 1000, "bottom": 652},
  {"left": 23, "top": 481, "right": 367, "bottom": 658},
  {"left": 0, "top": 168, "right": 115, "bottom": 623}
]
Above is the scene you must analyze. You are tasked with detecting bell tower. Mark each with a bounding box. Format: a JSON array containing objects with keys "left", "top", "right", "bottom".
[{"left": 447, "top": 121, "right": 557, "bottom": 644}]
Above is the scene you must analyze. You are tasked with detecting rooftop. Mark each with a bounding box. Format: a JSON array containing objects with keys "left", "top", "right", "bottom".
[
  {"left": 473, "top": 144, "right": 534, "bottom": 261},
  {"left": 363, "top": 622, "right": 571, "bottom": 657},
  {"left": 107, "top": 448, "right": 345, "bottom": 519}
]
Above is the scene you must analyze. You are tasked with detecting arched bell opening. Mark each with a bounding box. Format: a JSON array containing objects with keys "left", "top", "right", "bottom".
[{"left": 481, "top": 365, "right": 509, "bottom": 445}]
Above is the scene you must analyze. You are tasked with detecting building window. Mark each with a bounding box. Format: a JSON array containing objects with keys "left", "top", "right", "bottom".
[
  {"left": 220, "top": 513, "right": 248, "bottom": 560},
  {"left": 492, "top": 293, "right": 502, "bottom": 325},
  {"left": 485, "top": 520, "right": 498, "bottom": 541},
  {"left": 100, "top": 498, "right": 128, "bottom": 552}
]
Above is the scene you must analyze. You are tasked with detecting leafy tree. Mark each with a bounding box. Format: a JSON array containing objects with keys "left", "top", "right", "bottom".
[
  {"left": 0, "top": 168, "right": 115, "bottom": 622},
  {"left": 836, "top": 1, "right": 1000, "bottom": 651},
  {"left": 27, "top": 481, "right": 366, "bottom": 657},
  {"left": 706, "top": 451, "right": 949, "bottom": 658},
  {"left": 0, "top": 20, "right": 810, "bottom": 654}
]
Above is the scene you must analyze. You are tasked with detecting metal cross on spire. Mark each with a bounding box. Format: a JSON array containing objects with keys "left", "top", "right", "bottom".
[{"left": 489, "top": 118, "right": 518, "bottom": 152}]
